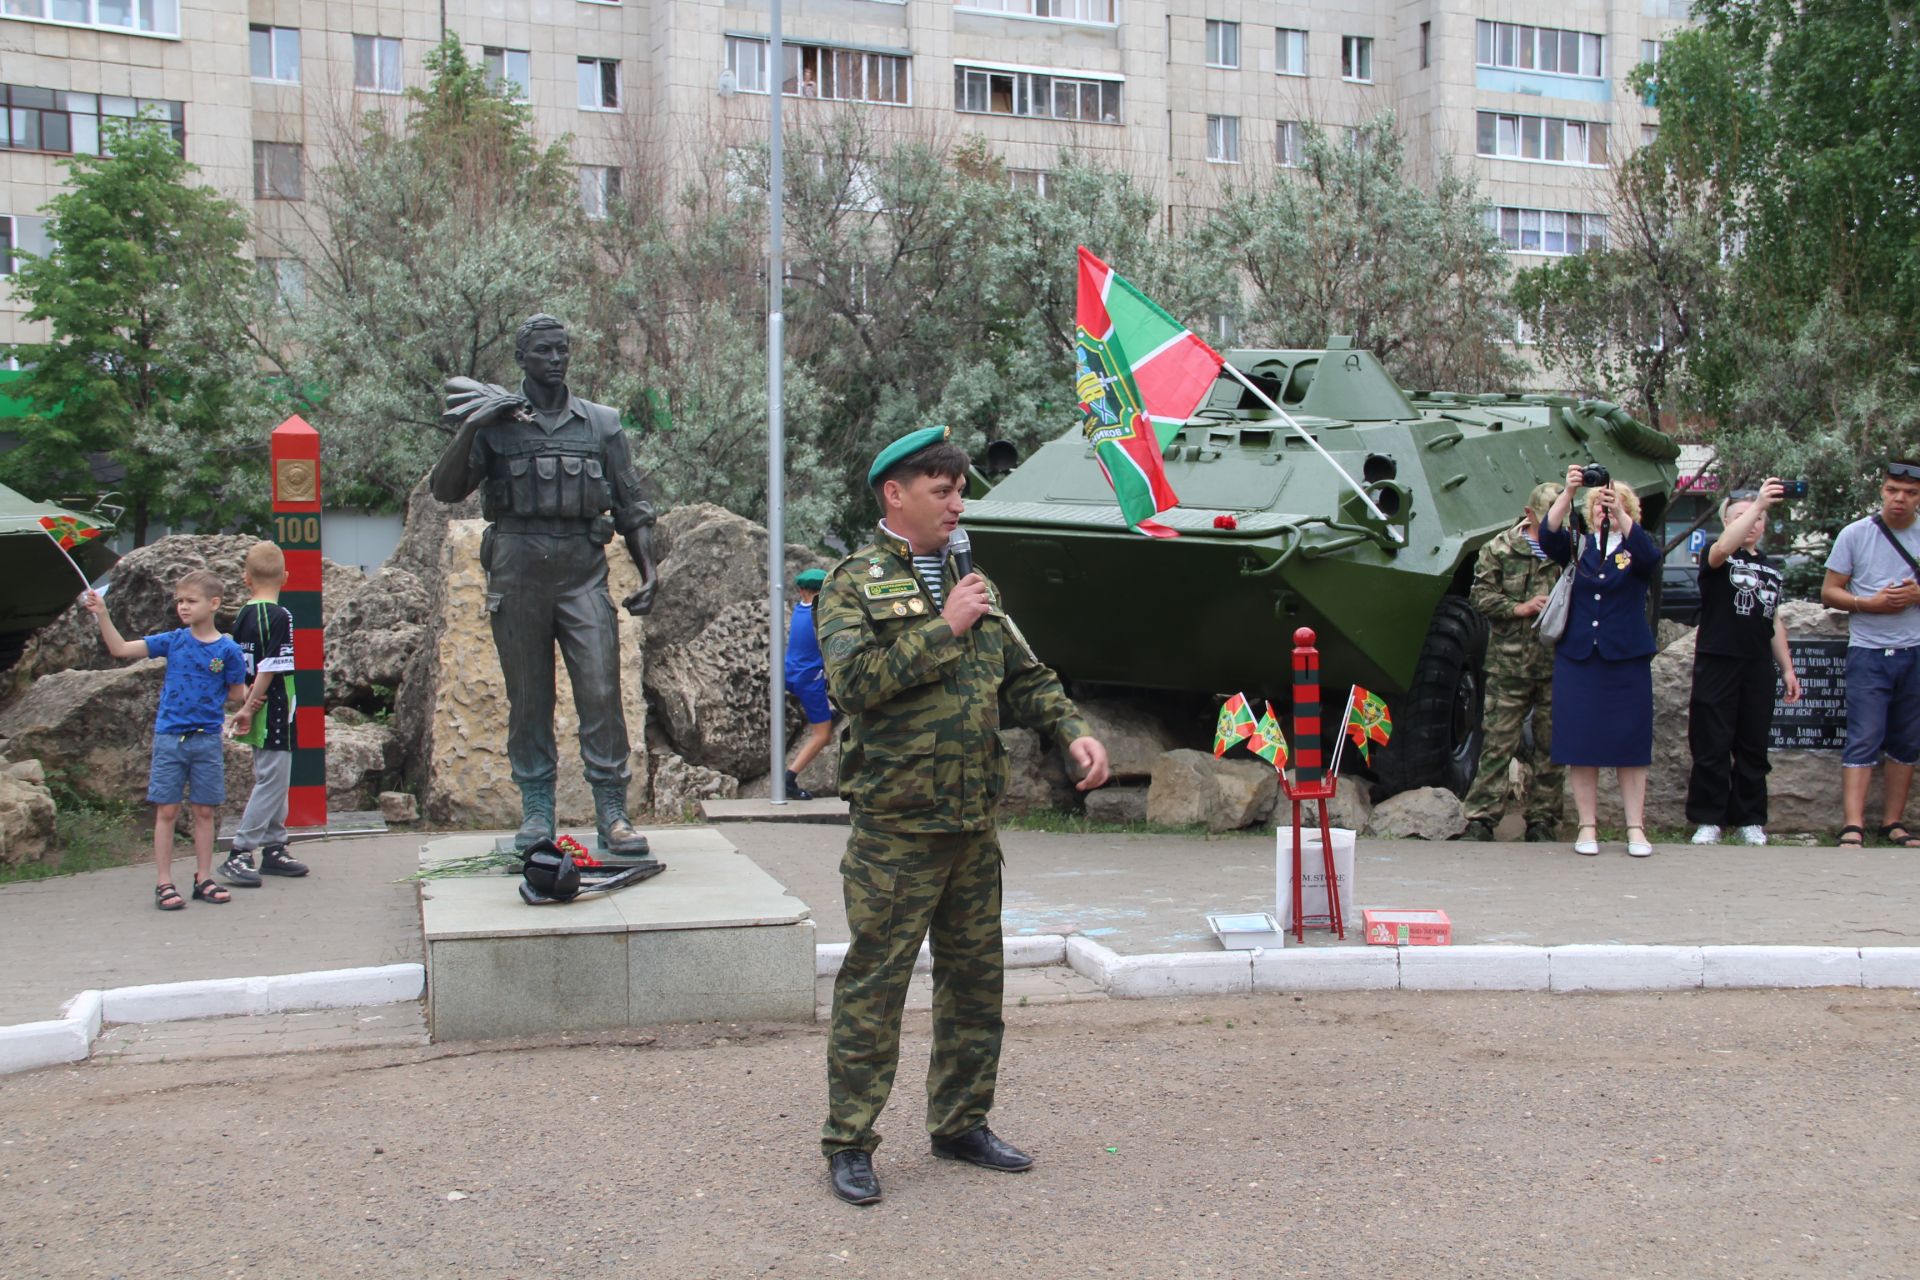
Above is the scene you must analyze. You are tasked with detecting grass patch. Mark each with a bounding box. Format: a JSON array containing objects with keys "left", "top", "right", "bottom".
[
  {"left": 0, "top": 770, "right": 146, "bottom": 885},
  {"left": 1000, "top": 810, "right": 1215, "bottom": 838}
]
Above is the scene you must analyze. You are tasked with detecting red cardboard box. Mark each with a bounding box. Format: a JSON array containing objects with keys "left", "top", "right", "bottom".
[{"left": 1363, "top": 908, "right": 1452, "bottom": 946}]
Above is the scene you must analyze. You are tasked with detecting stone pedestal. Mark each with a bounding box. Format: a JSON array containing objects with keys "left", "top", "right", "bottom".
[{"left": 418, "top": 827, "right": 814, "bottom": 1041}]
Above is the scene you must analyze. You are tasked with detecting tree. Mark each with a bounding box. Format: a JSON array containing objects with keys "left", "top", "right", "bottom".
[
  {"left": 274, "top": 35, "right": 598, "bottom": 507},
  {"left": 3, "top": 117, "right": 268, "bottom": 542},
  {"left": 1195, "top": 116, "right": 1525, "bottom": 392}
]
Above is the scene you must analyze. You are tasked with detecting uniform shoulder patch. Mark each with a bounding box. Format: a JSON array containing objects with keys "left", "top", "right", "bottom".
[{"left": 825, "top": 630, "right": 863, "bottom": 661}]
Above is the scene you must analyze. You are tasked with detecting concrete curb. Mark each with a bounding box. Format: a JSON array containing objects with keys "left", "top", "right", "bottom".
[
  {"left": 814, "top": 934, "right": 1070, "bottom": 979},
  {"left": 1, "top": 964, "right": 424, "bottom": 1077}
]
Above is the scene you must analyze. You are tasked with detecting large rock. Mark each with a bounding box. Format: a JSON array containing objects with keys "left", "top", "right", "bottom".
[
  {"left": 1146, "top": 748, "right": 1278, "bottom": 832},
  {"left": 643, "top": 504, "right": 825, "bottom": 653},
  {"left": 326, "top": 567, "right": 431, "bottom": 709},
  {"left": 1322, "top": 775, "right": 1376, "bottom": 833},
  {"left": 647, "top": 749, "right": 738, "bottom": 820},
  {"left": 0, "top": 663, "right": 164, "bottom": 802},
  {"left": 1084, "top": 785, "right": 1148, "bottom": 825},
  {"left": 418, "top": 520, "right": 649, "bottom": 828},
  {"left": 998, "top": 728, "right": 1075, "bottom": 815},
  {"left": 1640, "top": 599, "right": 1915, "bottom": 834},
  {"left": 644, "top": 600, "right": 772, "bottom": 782},
  {"left": 388, "top": 471, "right": 482, "bottom": 608},
  {"left": 1367, "top": 786, "right": 1466, "bottom": 840},
  {"left": 0, "top": 760, "right": 57, "bottom": 867},
  {"left": 1075, "top": 698, "right": 1182, "bottom": 783},
  {"left": 325, "top": 717, "right": 398, "bottom": 811}
]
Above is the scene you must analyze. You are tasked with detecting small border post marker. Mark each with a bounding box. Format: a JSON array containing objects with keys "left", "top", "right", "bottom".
[
  {"left": 270, "top": 415, "right": 327, "bottom": 830},
  {"left": 1283, "top": 627, "right": 1344, "bottom": 941}
]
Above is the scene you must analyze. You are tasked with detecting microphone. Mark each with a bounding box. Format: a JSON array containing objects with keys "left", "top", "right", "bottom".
[{"left": 948, "top": 527, "right": 973, "bottom": 580}]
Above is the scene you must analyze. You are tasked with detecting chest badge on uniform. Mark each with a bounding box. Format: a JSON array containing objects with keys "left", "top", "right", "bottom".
[
  {"left": 863, "top": 578, "right": 919, "bottom": 600},
  {"left": 868, "top": 564, "right": 885, "bottom": 578},
  {"left": 1614, "top": 551, "right": 1632, "bottom": 570},
  {"left": 892, "top": 602, "right": 909, "bottom": 616},
  {"left": 908, "top": 598, "right": 926, "bottom": 615}
]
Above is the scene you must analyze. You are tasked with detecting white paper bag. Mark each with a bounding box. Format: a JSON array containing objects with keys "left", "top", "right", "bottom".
[{"left": 1276, "top": 826, "right": 1355, "bottom": 931}]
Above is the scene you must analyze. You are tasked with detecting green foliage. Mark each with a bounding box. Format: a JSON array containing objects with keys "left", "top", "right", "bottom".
[
  {"left": 1197, "top": 117, "right": 1526, "bottom": 392},
  {"left": 0, "top": 769, "right": 144, "bottom": 885},
  {"left": 1518, "top": 0, "right": 1920, "bottom": 534},
  {"left": 2, "top": 118, "right": 271, "bottom": 541}
]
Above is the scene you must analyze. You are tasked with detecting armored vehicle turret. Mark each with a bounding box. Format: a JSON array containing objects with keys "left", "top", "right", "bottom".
[{"left": 962, "top": 339, "right": 1680, "bottom": 796}]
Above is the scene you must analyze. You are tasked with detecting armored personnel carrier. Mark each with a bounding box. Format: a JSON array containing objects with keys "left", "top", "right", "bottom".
[{"left": 962, "top": 338, "right": 1680, "bottom": 797}]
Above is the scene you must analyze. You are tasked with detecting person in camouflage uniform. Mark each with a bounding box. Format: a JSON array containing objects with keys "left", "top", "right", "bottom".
[
  {"left": 816, "top": 425, "right": 1111, "bottom": 1206},
  {"left": 1457, "top": 481, "right": 1566, "bottom": 842}
]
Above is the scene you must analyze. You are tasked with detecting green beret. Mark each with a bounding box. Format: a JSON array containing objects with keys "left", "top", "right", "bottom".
[
  {"left": 867, "top": 425, "right": 952, "bottom": 488},
  {"left": 795, "top": 568, "right": 826, "bottom": 590}
]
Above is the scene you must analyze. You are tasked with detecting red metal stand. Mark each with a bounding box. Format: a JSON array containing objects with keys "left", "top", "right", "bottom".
[
  {"left": 1283, "top": 627, "right": 1344, "bottom": 941},
  {"left": 270, "top": 416, "right": 326, "bottom": 830}
]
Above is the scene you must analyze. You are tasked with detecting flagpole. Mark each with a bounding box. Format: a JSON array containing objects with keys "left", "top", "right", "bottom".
[
  {"left": 1327, "top": 683, "right": 1358, "bottom": 781},
  {"left": 1218, "top": 363, "right": 1392, "bottom": 527},
  {"left": 766, "top": 0, "right": 788, "bottom": 804},
  {"left": 42, "top": 529, "right": 94, "bottom": 593}
]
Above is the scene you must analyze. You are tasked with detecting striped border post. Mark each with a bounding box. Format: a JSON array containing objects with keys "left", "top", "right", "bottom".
[
  {"left": 1291, "top": 627, "right": 1323, "bottom": 785},
  {"left": 270, "top": 416, "right": 327, "bottom": 830},
  {"left": 1285, "top": 627, "right": 1344, "bottom": 940}
]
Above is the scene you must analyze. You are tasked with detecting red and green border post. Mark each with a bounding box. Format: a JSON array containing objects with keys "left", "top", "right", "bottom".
[{"left": 270, "top": 416, "right": 327, "bottom": 829}]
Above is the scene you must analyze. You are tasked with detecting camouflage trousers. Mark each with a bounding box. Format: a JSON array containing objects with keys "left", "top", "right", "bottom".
[
  {"left": 821, "top": 824, "right": 1004, "bottom": 1157},
  {"left": 1463, "top": 670, "right": 1565, "bottom": 826}
]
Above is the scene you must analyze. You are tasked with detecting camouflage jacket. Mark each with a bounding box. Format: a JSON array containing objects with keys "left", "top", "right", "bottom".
[
  {"left": 1469, "top": 522, "right": 1561, "bottom": 680},
  {"left": 816, "top": 526, "right": 1090, "bottom": 835}
]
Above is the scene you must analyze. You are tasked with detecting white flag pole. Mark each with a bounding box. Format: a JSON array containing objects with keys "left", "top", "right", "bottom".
[{"left": 1327, "top": 683, "right": 1358, "bottom": 781}]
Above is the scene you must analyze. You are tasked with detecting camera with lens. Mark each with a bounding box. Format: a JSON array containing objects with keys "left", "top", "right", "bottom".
[
  {"left": 1579, "top": 464, "right": 1611, "bottom": 488},
  {"left": 1782, "top": 479, "right": 1810, "bottom": 499}
]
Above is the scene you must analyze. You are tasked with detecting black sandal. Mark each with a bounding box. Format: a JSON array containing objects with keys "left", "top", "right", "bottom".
[
  {"left": 1879, "top": 823, "right": 1920, "bottom": 849},
  {"left": 155, "top": 882, "right": 184, "bottom": 911},
  {"left": 191, "top": 876, "right": 231, "bottom": 905},
  {"left": 1838, "top": 825, "right": 1866, "bottom": 849}
]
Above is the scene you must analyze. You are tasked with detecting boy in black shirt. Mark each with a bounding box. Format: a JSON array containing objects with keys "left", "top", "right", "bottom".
[
  {"left": 221, "top": 542, "right": 309, "bottom": 884},
  {"left": 1686, "top": 479, "right": 1803, "bottom": 846}
]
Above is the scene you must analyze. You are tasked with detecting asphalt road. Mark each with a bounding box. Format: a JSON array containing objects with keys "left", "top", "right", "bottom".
[{"left": 4, "top": 989, "right": 1917, "bottom": 1279}]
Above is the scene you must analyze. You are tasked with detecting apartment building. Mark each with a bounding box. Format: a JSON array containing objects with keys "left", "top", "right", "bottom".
[{"left": 1, "top": 0, "right": 1693, "bottom": 350}]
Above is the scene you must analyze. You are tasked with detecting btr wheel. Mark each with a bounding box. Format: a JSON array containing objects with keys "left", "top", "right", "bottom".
[{"left": 1371, "top": 596, "right": 1490, "bottom": 799}]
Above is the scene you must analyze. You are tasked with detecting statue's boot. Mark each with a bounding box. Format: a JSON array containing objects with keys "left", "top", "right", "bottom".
[
  {"left": 514, "top": 780, "right": 557, "bottom": 852},
  {"left": 593, "top": 781, "right": 651, "bottom": 859}
]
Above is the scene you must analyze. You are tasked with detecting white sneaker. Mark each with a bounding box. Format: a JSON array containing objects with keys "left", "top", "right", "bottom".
[
  {"left": 1735, "top": 825, "right": 1768, "bottom": 846},
  {"left": 1691, "top": 824, "right": 1723, "bottom": 845}
]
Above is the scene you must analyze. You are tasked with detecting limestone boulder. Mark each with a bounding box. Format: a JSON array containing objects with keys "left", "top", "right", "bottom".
[
  {"left": 379, "top": 790, "right": 419, "bottom": 823},
  {"left": 998, "top": 728, "right": 1075, "bottom": 816},
  {"left": 419, "top": 519, "right": 649, "bottom": 829},
  {"left": 1084, "top": 785, "right": 1148, "bottom": 825},
  {"left": 326, "top": 716, "right": 398, "bottom": 811},
  {"left": 0, "top": 662, "right": 163, "bottom": 802},
  {"left": 1074, "top": 698, "right": 1182, "bottom": 783},
  {"left": 1367, "top": 786, "right": 1466, "bottom": 840},
  {"left": 1323, "top": 775, "right": 1376, "bottom": 834},
  {"left": 644, "top": 504, "right": 826, "bottom": 653},
  {"left": 645, "top": 600, "right": 771, "bottom": 783},
  {"left": 1146, "top": 748, "right": 1278, "bottom": 832},
  {"left": 326, "top": 567, "right": 431, "bottom": 709},
  {"left": 388, "top": 471, "right": 482, "bottom": 608},
  {"left": 647, "top": 749, "right": 738, "bottom": 820},
  {"left": 0, "top": 761, "right": 57, "bottom": 867}
]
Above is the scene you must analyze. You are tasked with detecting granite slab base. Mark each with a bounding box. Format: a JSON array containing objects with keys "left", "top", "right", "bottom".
[{"left": 419, "top": 828, "right": 815, "bottom": 1041}]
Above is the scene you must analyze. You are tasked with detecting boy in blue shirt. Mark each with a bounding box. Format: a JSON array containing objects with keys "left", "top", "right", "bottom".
[
  {"left": 783, "top": 567, "right": 833, "bottom": 799},
  {"left": 84, "top": 569, "right": 249, "bottom": 911}
]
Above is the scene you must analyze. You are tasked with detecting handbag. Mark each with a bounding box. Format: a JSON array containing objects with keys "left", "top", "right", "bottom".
[{"left": 1533, "top": 535, "right": 1581, "bottom": 646}]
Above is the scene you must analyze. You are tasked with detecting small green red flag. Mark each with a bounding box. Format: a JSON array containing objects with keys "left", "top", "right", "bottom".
[
  {"left": 1248, "top": 704, "right": 1290, "bottom": 770},
  {"left": 1213, "top": 693, "right": 1256, "bottom": 756},
  {"left": 39, "top": 513, "right": 102, "bottom": 551},
  {"left": 1346, "top": 687, "right": 1393, "bottom": 762}
]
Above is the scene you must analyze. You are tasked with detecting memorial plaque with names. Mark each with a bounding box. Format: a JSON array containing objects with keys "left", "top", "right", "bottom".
[{"left": 1770, "top": 639, "right": 1849, "bottom": 752}]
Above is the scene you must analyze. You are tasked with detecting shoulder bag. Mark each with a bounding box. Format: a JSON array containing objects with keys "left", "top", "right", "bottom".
[{"left": 1533, "top": 535, "right": 1581, "bottom": 646}]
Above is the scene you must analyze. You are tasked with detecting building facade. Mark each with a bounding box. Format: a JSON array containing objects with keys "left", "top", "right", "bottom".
[{"left": 1, "top": 0, "right": 1692, "bottom": 350}]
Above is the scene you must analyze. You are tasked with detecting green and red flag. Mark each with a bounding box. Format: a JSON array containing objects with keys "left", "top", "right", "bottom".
[
  {"left": 1075, "top": 246, "right": 1226, "bottom": 537},
  {"left": 38, "top": 513, "right": 102, "bottom": 551},
  {"left": 1345, "top": 687, "right": 1394, "bottom": 762},
  {"left": 1213, "top": 692, "right": 1257, "bottom": 756},
  {"left": 1248, "top": 703, "right": 1289, "bottom": 770}
]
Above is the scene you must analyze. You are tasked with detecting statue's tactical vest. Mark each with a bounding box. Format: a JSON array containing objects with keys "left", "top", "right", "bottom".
[{"left": 481, "top": 411, "right": 615, "bottom": 524}]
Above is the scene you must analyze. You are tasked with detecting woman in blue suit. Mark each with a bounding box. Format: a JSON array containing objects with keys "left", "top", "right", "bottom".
[{"left": 1539, "top": 465, "right": 1660, "bottom": 857}]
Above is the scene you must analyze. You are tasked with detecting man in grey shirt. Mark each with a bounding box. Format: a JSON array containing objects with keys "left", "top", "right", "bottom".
[{"left": 1821, "top": 460, "right": 1920, "bottom": 848}]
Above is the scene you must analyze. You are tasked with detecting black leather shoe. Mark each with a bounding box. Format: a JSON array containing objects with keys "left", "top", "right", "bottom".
[
  {"left": 827, "top": 1150, "right": 882, "bottom": 1204},
  {"left": 1454, "top": 818, "right": 1495, "bottom": 842},
  {"left": 931, "top": 1126, "right": 1033, "bottom": 1172}
]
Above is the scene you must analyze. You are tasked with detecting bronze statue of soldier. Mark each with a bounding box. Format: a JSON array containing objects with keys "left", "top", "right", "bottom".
[{"left": 430, "top": 314, "right": 657, "bottom": 857}]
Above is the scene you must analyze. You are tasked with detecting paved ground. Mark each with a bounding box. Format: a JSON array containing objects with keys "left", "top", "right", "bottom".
[
  {"left": 4, "top": 823, "right": 1912, "bottom": 1025},
  {"left": 5, "top": 989, "right": 1918, "bottom": 1278}
]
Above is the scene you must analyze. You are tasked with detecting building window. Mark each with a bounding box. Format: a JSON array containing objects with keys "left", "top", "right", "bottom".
[
  {"left": 1476, "top": 21, "right": 1605, "bottom": 78},
  {"left": 725, "top": 38, "right": 912, "bottom": 105},
  {"left": 578, "top": 57, "right": 620, "bottom": 109},
  {"left": 578, "top": 165, "right": 620, "bottom": 219},
  {"left": 483, "top": 47, "right": 530, "bottom": 101},
  {"left": 0, "top": 85, "right": 185, "bottom": 154},
  {"left": 252, "top": 141, "right": 303, "bottom": 200},
  {"left": 1275, "top": 28, "right": 1307, "bottom": 76},
  {"left": 1341, "top": 36, "right": 1373, "bottom": 82},
  {"left": 954, "top": 65, "right": 1122, "bottom": 122},
  {"left": 1419, "top": 21, "right": 1431, "bottom": 69},
  {"left": 725, "top": 36, "right": 767, "bottom": 93},
  {"left": 1639, "top": 40, "right": 1662, "bottom": 105},
  {"left": 1008, "top": 168, "right": 1055, "bottom": 197},
  {"left": 1642, "top": 0, "right": 1690, "bottom": 17},
  {"left": 956, "top": 0, "right": 1116, "bottom": 24},
  {"left": 1, "top": 213, "right": 51, "bottom": 275},
  {"left": 1475, "top": 112, "right": 1609, "bottom": 165},
  {"left": 1206, "top": 114, "right": 1239, "bottom": 163},
  {"left": 1205, "top": 20, "right": 1240, "bottom": 69},
  {"left": 1486, "top": 206, "right": 1608, "bottom": 255},
  {"left": 1640, "top": 123, "right": 1658, "bottom": 145},
  {"left": 353, "top": 35, "right": 402, "bottom": 93},
  {"left": 249, "top": 26, "right": 300, "bottom": 83},
  {"left": 1275, "top": 120, "right": 1303, "bottom": 166},
  {"left": 0, "top": 0, "right": 178, "bottom": 36},
  {"left": 256, "top": 257, "right": 305, "bottom": 309}
]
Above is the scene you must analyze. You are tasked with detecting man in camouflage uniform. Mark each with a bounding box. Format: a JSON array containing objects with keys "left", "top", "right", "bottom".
[
  {"left": 816, "top": 425, "right": 1110, "bottom": 1206},
  {"left": 428, "top": 314, "right": 656, "bottom": 857},
  {"left": 1457, "top": 481, "right": 1565, "bottom": 843}
]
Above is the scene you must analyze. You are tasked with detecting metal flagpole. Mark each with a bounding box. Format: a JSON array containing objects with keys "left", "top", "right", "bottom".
[
  {"left": 767, "top": 0, "right": 788, "bottom": 803},
  {"left": 1218, "top": 363, "right": 1392, "bottom": 527}
]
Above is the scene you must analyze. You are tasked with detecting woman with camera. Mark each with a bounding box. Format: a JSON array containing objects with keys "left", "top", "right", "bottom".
[{"left": 1539, "top": 465, "right": 1662, "bottom": 857}]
